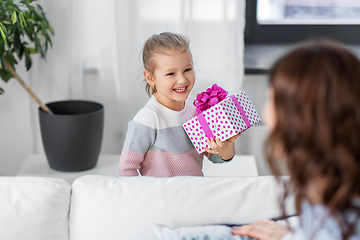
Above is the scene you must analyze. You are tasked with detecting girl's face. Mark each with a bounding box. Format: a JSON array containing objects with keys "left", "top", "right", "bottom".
[
  {"left": 262, "top": 87, "right": 277, "bottom": 131},
  {"left": 145, "top": 50, "right": 195, "bottom": 111}
]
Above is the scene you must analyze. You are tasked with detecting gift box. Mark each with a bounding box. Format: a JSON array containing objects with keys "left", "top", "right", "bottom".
[{"left": 183, "top": 84, "right": 261, "bottom": 154}]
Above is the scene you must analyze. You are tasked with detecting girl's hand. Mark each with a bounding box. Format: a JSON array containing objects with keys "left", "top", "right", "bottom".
[
  {"left": 204, "top": 133, "right": 240, "bottom": 160},
  {"left": 232, "top": 219, "right": 290, "bottom": 240}
]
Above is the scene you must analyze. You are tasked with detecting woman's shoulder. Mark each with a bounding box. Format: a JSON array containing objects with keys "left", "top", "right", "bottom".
[{"left": 297, "top": 200, "right": 360, "bottom": 239}]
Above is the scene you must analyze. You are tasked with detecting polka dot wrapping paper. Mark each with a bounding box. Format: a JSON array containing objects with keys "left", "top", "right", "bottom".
[{"left": 183, "top": 90, "right": 261, "bottom": 154}]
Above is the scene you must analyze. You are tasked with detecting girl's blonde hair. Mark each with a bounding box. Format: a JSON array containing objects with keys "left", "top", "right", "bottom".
[{"left": 141, "top": 32, "right": 191, "bottom": 96}]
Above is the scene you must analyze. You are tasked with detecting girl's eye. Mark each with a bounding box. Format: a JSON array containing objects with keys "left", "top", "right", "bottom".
[
  {"left": 166, "top": 72, "right": 174, "bottom": 76},
  {"left": 185, "top": 68, "right": 193, "bottom": 72}
]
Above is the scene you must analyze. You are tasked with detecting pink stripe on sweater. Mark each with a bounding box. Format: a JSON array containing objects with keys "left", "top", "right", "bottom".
[
  {"left": 119, "top": 149, "right": 144, "bottom": 176},
  {"left": 119, "top": 148, "right": 204, "bottom": 177}
]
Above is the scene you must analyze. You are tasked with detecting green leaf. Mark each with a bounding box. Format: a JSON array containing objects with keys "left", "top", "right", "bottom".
[
  {"left": 25, "top": 25, "right": 34, "bottom": 41},
  {"left": 47, "top": 33, "right": 52, "bottom": 47},
  {"left": 36, "top": 3, "right": 43, "bottom": 12},
  {"left": 44, "top": 35, "right": 48, "bottom": 53},
  {"left": 13, "top": 28, "right": 20, "bottom": 49},
  {"left": 0, "top": 68, "right": 13, "bottom": 82},
  {"left": 28, "top": 47, "right": 36, "bottom": 53},
  {"left": 40, "top": 34, "right": 45, "bottom": 45},
  {"left": 47, "top": 22, "right": 54, "bottom": 35},
  {"left": 18, "top": 13, "right": 23, "bottom": 30},
  {"left": 34, "top": 36, "right": 45, "bottom": 59},
  {"left": 0, "top": 54, "right": 4, "bottom": 69},
  {"left": 19, "top": 12, "right": 27, "bottom": 27},
  {"left": 15, "top": 13, "right": 25, "bottom": 33},
  {"left": 17, "top": 44, "right": 25, "bottom": 59},
  {"left": 0, "top": 87, "right": 4, "bottom": 95},
  {"left": 11, "top": 11, "right": 17, "bottom": 24},
  {"left": 0, "top": 22, "right": 8, "bottom": 46},
  {"left": 25, "top": 50, "right": 32, "bottom": 70}
]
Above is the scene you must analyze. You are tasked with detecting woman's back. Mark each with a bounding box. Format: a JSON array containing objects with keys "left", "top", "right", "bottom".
[{"left": 233, "top": 40, "right": 360, "bottom": 240}]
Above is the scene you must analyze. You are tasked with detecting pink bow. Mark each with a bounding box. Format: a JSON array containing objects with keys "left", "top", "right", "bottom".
[{"left": 193, "top": 84, "right": 228, "bottom": 114}]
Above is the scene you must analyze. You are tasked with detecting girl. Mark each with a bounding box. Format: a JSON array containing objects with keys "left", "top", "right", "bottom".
[
  {"left": 232, "top": 40, "right": 360, "bottom": 239},
  {"left": 119, "top": 32, "right": 239, "bottom": 177}
]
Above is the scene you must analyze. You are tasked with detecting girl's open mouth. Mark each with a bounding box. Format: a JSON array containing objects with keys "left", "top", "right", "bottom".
[{"left": 173, "top": 86, "right": 187, "bottom": 93}]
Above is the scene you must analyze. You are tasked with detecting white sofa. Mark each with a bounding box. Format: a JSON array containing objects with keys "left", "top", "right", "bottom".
[{"left": 0, "top": 175, "right": 296, "bottom": 240}]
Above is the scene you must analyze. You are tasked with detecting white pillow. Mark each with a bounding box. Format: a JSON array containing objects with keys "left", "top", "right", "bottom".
[
  {"left": 153, "top": 224, "right": 255, "bottom": 240},
  {"left": 0, "top": 177, "right": 71, "bottom": 240},
  {"left": 69, "top": 175, "right": 295, "bottom": 240}
]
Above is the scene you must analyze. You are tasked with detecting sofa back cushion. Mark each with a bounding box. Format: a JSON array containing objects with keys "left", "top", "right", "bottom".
[
  {"left": 0, "top": 177, "right": 71, "bottom": 240},
  {"left": 69, "top": 175, "right": 295, "bottom": 240}
]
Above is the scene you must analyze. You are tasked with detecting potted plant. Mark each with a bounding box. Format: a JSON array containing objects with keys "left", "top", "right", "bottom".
[
  {"left": 1, "top": 0, "right": 104, "bottom": 172},
  {"left": 0, "top": 0, "right": 53, "bottom": 114}
]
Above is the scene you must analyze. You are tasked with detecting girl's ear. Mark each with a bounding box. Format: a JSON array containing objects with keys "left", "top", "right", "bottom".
[{"left": 144, "top": 70, "right": 155, "bottom": 86}]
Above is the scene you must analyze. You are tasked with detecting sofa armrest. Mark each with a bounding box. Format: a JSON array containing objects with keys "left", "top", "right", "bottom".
[{"left": 0, "top": 177, "right": 71, "bottom": 240}]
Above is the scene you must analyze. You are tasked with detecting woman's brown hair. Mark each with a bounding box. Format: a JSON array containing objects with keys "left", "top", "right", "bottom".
[{"left": 265, "top": 40, "right": 360, "bottom": 239}]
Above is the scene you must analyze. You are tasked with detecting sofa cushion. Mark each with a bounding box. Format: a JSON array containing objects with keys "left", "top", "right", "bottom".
[
  {"left": 69, "top": 175, "right": 295, "bottom": 240},
  {"left": 0, "top": 177, "right": 71, "bottom": 240}
]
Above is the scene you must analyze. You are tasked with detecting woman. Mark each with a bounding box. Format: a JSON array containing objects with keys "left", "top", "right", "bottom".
[{"left": 233, "top": 40, "right": 360, "bottom": 240}]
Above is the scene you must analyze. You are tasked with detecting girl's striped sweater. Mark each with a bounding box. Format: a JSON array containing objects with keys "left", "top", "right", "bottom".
[{"left": 119, "top": 95, "right": 226, "bottom": 177}]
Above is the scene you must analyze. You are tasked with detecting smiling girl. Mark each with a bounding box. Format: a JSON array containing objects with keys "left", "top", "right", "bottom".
[{"left": 119, "top": 32, "right": 239, "bottom": 177}]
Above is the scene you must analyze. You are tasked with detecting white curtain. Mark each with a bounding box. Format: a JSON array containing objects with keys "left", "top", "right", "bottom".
[{"left": 28, "top": 0, "right": 246, "bottom": 155}]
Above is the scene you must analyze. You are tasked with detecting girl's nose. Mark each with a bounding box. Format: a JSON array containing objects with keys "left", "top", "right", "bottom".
[{"left": 177, "top": 74, "right": 188, "bottom": 83}]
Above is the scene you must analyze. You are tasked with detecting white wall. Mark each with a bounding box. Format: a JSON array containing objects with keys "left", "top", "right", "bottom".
[{"left": 0, "top": 67, "right": 32, "bottom": 176}]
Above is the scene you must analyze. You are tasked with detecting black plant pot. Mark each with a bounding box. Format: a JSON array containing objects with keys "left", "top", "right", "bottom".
[{"left": 39, "top": 100, "right": 104, "bottom": 172}]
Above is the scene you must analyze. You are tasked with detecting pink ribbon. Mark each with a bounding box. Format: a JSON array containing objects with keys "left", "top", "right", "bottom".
[
  {"left": 197, "top": 94, "right": 251, "bottom": 139},
  {"left": 197, "top": 112, "right": 215, "bottom": 139}
]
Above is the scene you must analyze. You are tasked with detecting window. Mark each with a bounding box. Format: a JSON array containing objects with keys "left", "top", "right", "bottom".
[
  {"left": 258, "top": 0, "right": 360, "bottom": 24},
  {"left": 245, "top": 0, "right": 360, "bottom": 44}
]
